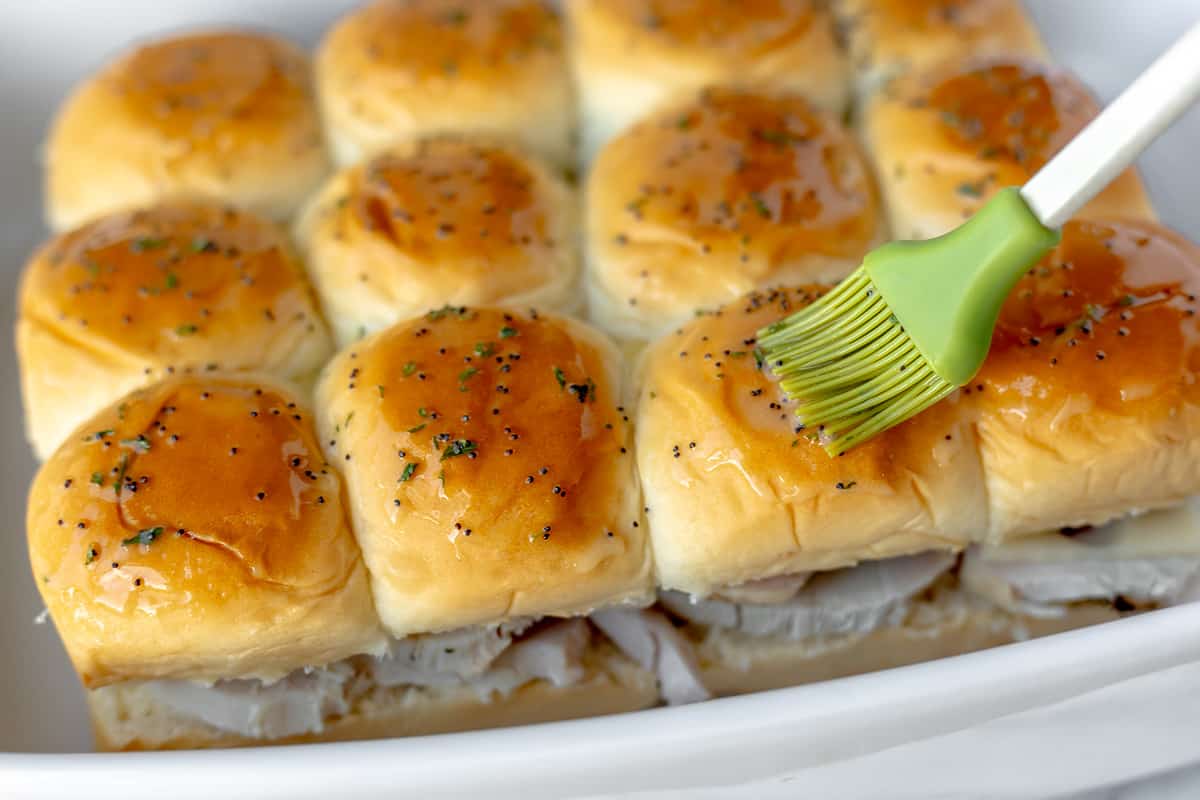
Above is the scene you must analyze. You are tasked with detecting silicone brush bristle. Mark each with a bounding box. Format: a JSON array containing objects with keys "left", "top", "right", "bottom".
[{"left": 757, "top": 271, "right": 957, "bottom": 456}]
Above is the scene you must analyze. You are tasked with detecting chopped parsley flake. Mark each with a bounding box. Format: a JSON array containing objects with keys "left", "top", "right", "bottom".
[
  {"left": 568, "top": 377, "right": 597, "bottom": 404},
  {"left": 426, "top": 305, "right": 467, "bottom": 321},
  {"left": 90, "top": 472, "right": 104, "bottom": 486},
  {"left": 400, "top": 462, "right": 417, "bottom": 482},
  {"left": 553, "top": 366, "right": 566, "bottom": 388},
  {"left": 474, "top": 342, "right": 495, "bottom": 357},
  {"left": 408, "top": 423, "right": 427, "bottom": 434},
  {"left": 86, "top": 429, "right": 114, "bottom": 442},
  {"left": 175, "top": 324, "right": 198, "bottom": 336},
  {"left": 122, "top": 526, "right": 163, "bottom": 548},
  {"left": 121, "top": 435, "right": 151, "bottom": 452},
  {"left": 499, "top": 326, "right": 518, "bottom": 339},
  {"left": 164, "top": 273, "right": 179, "bottom": 289},
  {"left": 131, "top": 237, "right": 167, "bottom": 253},
  {"left": 441, "top": 439, "right": 478, "bottom": 460},
  {"left": 402, "top": 361, "right": 417, "bottom": 377}
]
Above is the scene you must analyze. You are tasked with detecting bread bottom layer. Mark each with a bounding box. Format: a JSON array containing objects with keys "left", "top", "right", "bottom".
[
  {"left": 89, "top": 644, "right": 657, "bottom": 751},
  {"left": 690, "top": 599, "right": 1125, "bottom": 696}
]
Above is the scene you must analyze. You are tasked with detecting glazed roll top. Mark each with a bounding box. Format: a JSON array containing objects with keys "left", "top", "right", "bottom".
[
  {"left": 861, "top": 57, "right": 1156, "bottom": 240},
  {"left": 636, "top": 287, "right": 982, "bottom": 597},
  {"left": 586, "top": 88, "right": 884, "bottom": 342},
  {"left": 316, "top": 0, "right": 574, "bottom": 170},
  {"left": 567, "top": 0, "right": 847, "bottom": 162},
  {"left": 834, "top": 0, "right": 1047, "bottom": 92},
  {"left": 17, "top": 203, "right": 333, "bottom": 461},
  {"left": 295, "top": 138, "right": 580, "bottom": 347},
  {"left": 972, "top": 218, "right": 1200, "bottom": 539},
  {"left": 44, "top": 31, "right": 329, "bottom": 231},
  {"left": 27, "top": 375, "right": 385, "bottom": 689},
  {"left": 315, "top": 307, "right": 652, "bottom": 637}
]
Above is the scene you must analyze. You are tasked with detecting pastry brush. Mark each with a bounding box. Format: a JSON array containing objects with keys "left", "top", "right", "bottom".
[{"left": 758, "top": 20, "right": 1200, "bottom": 456}]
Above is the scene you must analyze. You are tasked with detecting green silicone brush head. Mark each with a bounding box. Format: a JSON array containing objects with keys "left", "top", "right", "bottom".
[{"left": 757, "top": 188, "right": 1061, "bottom": 456}]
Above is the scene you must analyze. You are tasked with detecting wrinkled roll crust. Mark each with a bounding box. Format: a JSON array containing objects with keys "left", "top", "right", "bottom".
[
  {"left": 971, "top": 219, "right": 1200, "bottom": 540},
  {"left": 17, "top": 203, "right": 333, "bottom": 460},
  {"left": 316, "top": 308, "right": 652, "bottom": 637},
  {"left": 26, "top": 375, "right": 385, "bottom": 689},
  {"left": 586, "top": 88, "right": 885, "bottom": 342},
  {"left": 834, "top": 0, "right": 1047, "bottom": 93},
  {"left": 636, "top": 287, "right": 982, "bottom": 597},
  {"left": 862, "top": 58, "right": 1155, "bottom": 240},
  {"left": 44, "top": 31, "right": 329, "bottom": 231},
  {"left": 88, "top": 642, "right": 656, "bottom": 751},
  {"left": 294, "top": 138, "right": 580, "bottom": 347},
  {"left": 316, "top": 0, "right": 574, "bottom": 169},
  {"left": 567, "top": 0, "right": 848, "bottom": 162}
]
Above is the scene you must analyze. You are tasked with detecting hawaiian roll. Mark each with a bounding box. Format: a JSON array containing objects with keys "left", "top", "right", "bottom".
[
  {"left": 567, "top": 0, "right": 848, "bottom": 162},
  {"left": 635, "top": 287, "right": 983, "bottom": 597},
  {"left": 586, "top": 88, "right": 885, "bottom": 342},
  {"left": 835, "top": 0, "right": 1047, "bottom": 92},
  {"left": 971, "top": 219, "right": 1200, "bottom": 540},
  {"left": 17, "top": 203, "right": 333, "bottom": 460},
  {"left": 44, "top": 31, "right": 329, "bottom": 231},
  {"left": 861, "top": 58, "right": 1155, "bottom": 240},
  {"left": 26, "top": 374, "right": 385, "bottom": 689},
  {"left": 315, "top": 307, "right": 651, "bottom": 636},
  {"left": 316, "top": 0, "right": 573, "bottom": 169},
  {"left": 294, "top": 138, "right": 579, "bottom": 347}
]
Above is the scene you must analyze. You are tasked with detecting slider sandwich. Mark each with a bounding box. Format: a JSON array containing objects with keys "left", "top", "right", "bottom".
[
  {"left": 44, "top": 31, "right": 330, "bottom": 231},
  {"left": 17, "top": 203, "right": 333, "bottom": 460},
  {"left": 317, "top": 0, "right": 574, "bottom": 170},
  {"left": 635, "top": 217, "right": 1200, "bottom": 693},
  {"left": 316, "top": 307, "right": 709, "bottom": 714},
  {"left": 295, "top": 137, "right": 580, "bottom": 347},
  {"left": 586, "top": 87, "right": 884, "bottom": 343},
  {"left": 566, "top": 0, "right": 848, "bottom": 162}
]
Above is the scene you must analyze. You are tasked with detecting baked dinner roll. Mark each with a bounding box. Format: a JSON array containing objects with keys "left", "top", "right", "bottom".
[
  {"left": 27, "top": 374, "right": 385, "bottom": 689},
  {"left": 636, "top": 287, "right": 982, "bottom": 597},
  {"left": 44, "top": 31, "right": 329, "bottom": 231},
  {"left": 316, "top": 0, "right": 573, "bottom": 170},
  {"left": 971, "top": 218, "right": 1200, "bottom": 540},
  {"left": 862, "top": 58, "right": 1155, "bottom": 240},
  {"left": 316, "top": 307, "right": 652, "bottom": 636},
  {"left": 295, "top": 138, "right": 579, "bottom": 347},
  {"left": 835, "top": 0, "right": 1046, "bottom": 93},
  {"left": 17, "top": 203, "right": 333, "bottom": 460},
  {"left": 586, "top": 88, "right": 885, "bottom": 342},
  {"left": 567, "top": 0, "right": 848, "bottom": 162}
]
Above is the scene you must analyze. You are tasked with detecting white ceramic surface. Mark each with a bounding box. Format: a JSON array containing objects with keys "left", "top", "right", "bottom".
[{"left": 1, "top": 1, "right": 1198, "bottom": 797}]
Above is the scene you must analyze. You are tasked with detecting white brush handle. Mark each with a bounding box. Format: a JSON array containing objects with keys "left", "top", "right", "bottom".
[{"left": 1021, "top": 19, "right": 1200, "bottom": 230}]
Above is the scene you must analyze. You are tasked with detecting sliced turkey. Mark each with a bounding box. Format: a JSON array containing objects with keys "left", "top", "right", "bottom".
[
  {"left": 367, "top": 619, "right": 534, "bottom": 689},
  {"left": 591, "top": 607, "right": 710, "bottom": 705},
  {"left": 660, "top": 552, "right": 955, "bottom": 640}
]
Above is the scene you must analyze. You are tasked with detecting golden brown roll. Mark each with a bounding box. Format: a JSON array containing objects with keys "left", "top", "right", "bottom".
[
  {"left": 835, "top": 0, "right": 1047, "bottom": 92},
  {"left": 44, "top": 31, "right": 329, "bottom": 231},
  {"left": 316, "top": 0, "right": 574, "bottom": 170},
  {"left": 316, "top": 307, "right": 652, "bottom": 636},
  {"left": 294, "top": 138, "right": 580, "bottom": 347},
  {"left": 586, "top": 88, "right": 885, "bottom": 342},
  {"left": 567, "top": 0, "right": 848, "bottom": 162},
  {"left": 861, "top": 58, "right": 1156, "bottom": 240},
  {"left": 26, "top": 374, "right": 385, "bottom": 689},
  {"left": 635, "top": 287, "right": 982, "bottom": 597},
  {"left": 971, "top": 218, "right": 1200, "bottom": 540},
  {"left": 17, "top": 203, "right": 333, "bottom": 460}
]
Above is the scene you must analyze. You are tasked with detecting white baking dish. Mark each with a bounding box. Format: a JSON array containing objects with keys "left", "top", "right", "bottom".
[{"left": 1, "top": 1, "right": 1198, "bottom": 797}]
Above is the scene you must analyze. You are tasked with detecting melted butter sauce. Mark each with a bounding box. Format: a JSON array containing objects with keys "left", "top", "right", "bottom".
[
  {"left": 332, "top": 308, "right": 632, "bottom": 562},
  {"left": 349, "top": 140, "right": 553, "bottom": 270},
  {"left": 112, "top": 32, "right": 310, "bottom": 146},
  {"left": 615, "top": 88, "right": 879, "bottom": 265},
  {"left": 47, "top": 378, "right": 345, "bottom": 614},
  {"left": 29, "top": 204, "right": 311, "bottom": 364},
  {"left": 604, "top": 0, "right": 815, "bottom": 53},
  {"left": 350, "top": 0, "right": 561, "bottom": 80}
]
